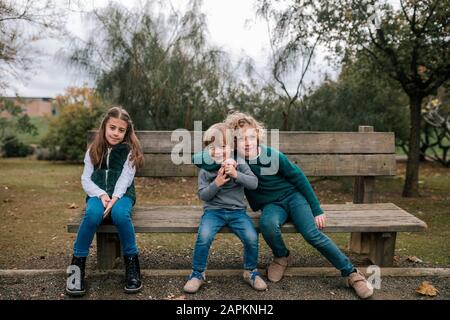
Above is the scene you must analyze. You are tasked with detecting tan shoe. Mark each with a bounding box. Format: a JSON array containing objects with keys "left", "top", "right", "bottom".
[
  {"left": 183, "top": 271, "right": 205, "bottom": 293},
  {"left": 243, "top": 269, "right": 267, "bottom": 291},
  {"left": 346, "top": 269, "right": 374, "bottom": 299},
  {"left": 267, "top": 255, "right": 291, "bottom": 283}
]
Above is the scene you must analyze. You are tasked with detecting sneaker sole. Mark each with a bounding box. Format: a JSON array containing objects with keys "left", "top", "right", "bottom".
[
  {"left": 124, "top": 283, "right": 143, "bottom": 294},
  {"left": 359, "top": 290, "right": 374, "bottom": 299},
  {"left": 243, "top": 279, "right": 268, "bottom": 291},
  {"left": 251, "top": 286, "right": 268, "bottom": 291},
  {"left": 183, "top": 283, "right": 204, "bottom": 294},
  {"left": 183, "top": 288, "right": 200, "bottom": 294},
  {"left": 267, "top": 277, "right": 282, "bottom": 283},
  {"left": 65, "top": 288, "right": 86, "bottom": 296}
]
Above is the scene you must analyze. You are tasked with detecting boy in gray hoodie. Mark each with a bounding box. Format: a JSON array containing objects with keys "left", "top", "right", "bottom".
[{"left": 184, "top": 123, "right": 267, "bottom": 293}]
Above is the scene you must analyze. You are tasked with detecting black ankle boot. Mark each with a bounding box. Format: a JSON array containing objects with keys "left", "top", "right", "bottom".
[
  {"left": 66, "top": 256, "right": 86, "bottom": 296},
  {"left": 123, "top": 254, "right": 142, "bottom": 293}
]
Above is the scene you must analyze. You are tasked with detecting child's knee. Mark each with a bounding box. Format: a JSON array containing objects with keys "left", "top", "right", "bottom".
[
  {"left": 84, "top": 202, "right": 103, "bottom": 225},
  {"left": 243, "top": 229, "right": 259, "bottom": 245},
  {"left": 197, "top": 229, "right": 215, "bottom": 245},
  {"left": 83, "top": 209, "right": 103, "bottom": 227},
  {"left": 111, "top": 208, "right": 131, "bottom": 226},
  {"left": 259, "top": 217, "right": 280, "bottom": 235}
]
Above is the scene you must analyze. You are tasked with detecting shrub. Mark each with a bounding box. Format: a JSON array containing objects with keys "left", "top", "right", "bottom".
[{"left": 1, "top": 135, "right": 34, "bottom": 157}]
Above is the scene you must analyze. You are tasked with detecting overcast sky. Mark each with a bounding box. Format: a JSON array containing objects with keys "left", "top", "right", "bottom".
[{"left": 5, "top": 0, "right": 338, "bottom": 98}]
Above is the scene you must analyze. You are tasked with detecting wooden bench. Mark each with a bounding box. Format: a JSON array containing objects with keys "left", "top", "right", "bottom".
[{"left": 67, "top": 125, "right": 427, "bottom": 269}]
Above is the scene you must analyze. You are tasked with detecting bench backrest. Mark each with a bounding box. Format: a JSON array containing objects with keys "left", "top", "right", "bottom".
[{"left": 88, "top": 125, "right": 396, "bottom": 179}]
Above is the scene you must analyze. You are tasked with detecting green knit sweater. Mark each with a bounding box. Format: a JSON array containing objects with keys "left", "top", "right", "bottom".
[{"left": 192, "top": 145, "right": 323, "bottom": 216}]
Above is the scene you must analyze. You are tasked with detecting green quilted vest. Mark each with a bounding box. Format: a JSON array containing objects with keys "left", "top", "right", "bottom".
[{"left": 88, "top": 143, "right": 136, "bottom": 204}]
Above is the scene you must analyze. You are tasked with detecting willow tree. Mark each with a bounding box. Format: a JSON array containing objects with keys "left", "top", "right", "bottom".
[
  {"left": 260, "top": 0, "right": 450, "bottom": 196},
  {"left": 68, "top": 0, "right": 232, "bottom": 130}
]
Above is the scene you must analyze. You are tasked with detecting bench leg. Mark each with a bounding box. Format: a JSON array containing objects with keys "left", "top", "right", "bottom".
[
  {"left": 368, "top": 232, "right": 397, "bottom": 267},
  {"left": 349, "top": 232, "right": 371, "bottom": 254},
  {"left": 96, "top": 233, "right": 121, "bottom": 269}
]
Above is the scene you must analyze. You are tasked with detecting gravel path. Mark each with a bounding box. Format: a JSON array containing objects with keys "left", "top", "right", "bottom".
[
  {"left": 1, "top": 273, "right": 449, "bottom": 300},
  {"left": 2, "top": 248, "right": 448, "bottom": 300}
]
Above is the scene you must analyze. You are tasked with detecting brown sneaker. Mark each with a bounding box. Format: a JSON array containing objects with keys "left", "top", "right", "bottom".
[
  {"left": 346, "top": 269, "right": 374, "bottom": 299},
  {"left": 267, "top": 255, "right": 291, "bottom": 283},
  {"left": 183, "top": 271, "right": 205, "bottom": 293},
  {"left": 243, "top": 269, "right": 267, "bottom": 291}
]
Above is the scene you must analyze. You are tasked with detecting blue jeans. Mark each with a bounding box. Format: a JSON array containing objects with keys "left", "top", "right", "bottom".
[
  {"left": 259, "top": 191, "right": 355, "bottom": 277},
  {"left": 73, "top": 196, "right": 138, "bottom": 257},
  {"left": 192, "top": 209, "right": 259, "bottom": 272}
]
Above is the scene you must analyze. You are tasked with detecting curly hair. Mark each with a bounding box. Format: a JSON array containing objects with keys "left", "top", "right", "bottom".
[{"left": 223, "top": 111, "right": 266, "bottom": 142}]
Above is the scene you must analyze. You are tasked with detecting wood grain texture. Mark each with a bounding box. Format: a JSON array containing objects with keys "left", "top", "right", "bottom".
[
  {"left": 68, "top": 203, "right": 427, "bottom": 234},
  {"left": 89, "top": 130, "right": 395, "bottom": 154}
]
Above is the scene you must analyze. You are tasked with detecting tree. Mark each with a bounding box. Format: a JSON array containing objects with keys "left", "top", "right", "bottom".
[
  {"left": 257, "top": 1, "right": 326, "bottom": 130},
  {"left": 0, "top": 0, "right": 67, "bottom": 91},
  {"left": 296, "top": 55, "right": 410, "bottom": 143},
  {"left": 260, "top": 0, "right": 450, "bottom": 197},
  {"left": 42, "top": 87, "right": 105, "bottom": 161},
  {"left": 67, "top": 0, "right": 233, "bottom": 131}
]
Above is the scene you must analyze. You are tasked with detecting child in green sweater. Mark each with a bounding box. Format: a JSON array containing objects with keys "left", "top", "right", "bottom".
[{"left": 193, "top": 112, "right": 374, "bottom": 299}]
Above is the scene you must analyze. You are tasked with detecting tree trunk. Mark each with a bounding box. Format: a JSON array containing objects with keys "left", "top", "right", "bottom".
[
  {"left": 184, "top": 104, "right": 192, "bottom": 130},
  {"left": 282, "top": 111, "right": 289, "bottom": 131},
  {"left": 419, "top": 123, "right": 429, "bottom": 162},
  {"left": 403, "top": 94, "right": 423, "bottom": 197}
]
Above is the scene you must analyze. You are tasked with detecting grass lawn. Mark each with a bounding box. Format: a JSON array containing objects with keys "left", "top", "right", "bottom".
[{"left": 0, "top": 157, "right": 449, "bottom": 269}]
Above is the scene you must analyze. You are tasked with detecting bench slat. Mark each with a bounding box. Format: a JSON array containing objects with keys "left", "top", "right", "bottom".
[
  {"left": 138, "top": 154, "right": 396, "bottom": 177},
  {"left": 131, "top": 203, "right": 403, "bottom": 211},
  {"left": 121, "top": 131, "right": 396, "bottom": 154},
  {"left": 67, "top": 203, "right": 427, "bottom": 234},
  {"left": 89, "top": 131, "right": 395, "bottom": 154}
]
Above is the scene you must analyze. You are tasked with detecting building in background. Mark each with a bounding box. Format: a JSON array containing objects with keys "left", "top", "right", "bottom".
[{"left": 0, "top": 97, "right": 59, "bottom": 118}]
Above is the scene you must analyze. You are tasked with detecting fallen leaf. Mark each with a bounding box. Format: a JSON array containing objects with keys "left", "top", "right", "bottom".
[
  {"left": 416, "top": 281, "right": 438, "bottom": 297},
  {"left": 407, "top": 256, "right": 423, "bottom": 263},
  {"left": 172, "top": 295, "right": 186, "bottom": 300},
  {"left": 68, "top": 203, "right": 78, "bottom": 209}
]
